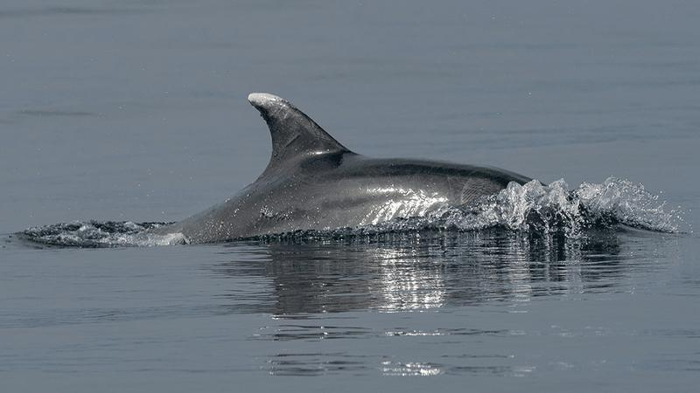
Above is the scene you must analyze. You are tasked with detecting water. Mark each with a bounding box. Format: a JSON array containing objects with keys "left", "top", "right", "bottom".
[
  {"left": 14, "top": 177, "right": 684, "bottom": 247},
  {"left": 1, "top": 0, "right": 699, "bottom": 391}
]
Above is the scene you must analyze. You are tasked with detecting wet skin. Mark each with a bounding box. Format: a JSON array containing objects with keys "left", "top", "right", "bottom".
[{"left": 156, "top": 93, "right": 531, "bottom": 243}]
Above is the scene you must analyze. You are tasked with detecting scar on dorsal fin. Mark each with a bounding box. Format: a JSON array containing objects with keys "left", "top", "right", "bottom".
[{"left": 248, "top": 93, "right": 354, "bottom": 176}]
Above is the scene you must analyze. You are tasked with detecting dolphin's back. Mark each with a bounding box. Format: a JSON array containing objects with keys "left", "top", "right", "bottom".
[{"left": 160, "top": 93, "right": 532, "bottom": 243}]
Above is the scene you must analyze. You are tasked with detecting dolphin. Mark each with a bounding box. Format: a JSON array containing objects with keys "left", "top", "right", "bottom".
[{"left": 157, "top": 93, "right": 531, "bottom": 243}]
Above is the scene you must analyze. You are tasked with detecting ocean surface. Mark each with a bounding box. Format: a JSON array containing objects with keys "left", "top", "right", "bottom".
[{"left": 1, "top": 0, "right": 699, "bottom": 391}]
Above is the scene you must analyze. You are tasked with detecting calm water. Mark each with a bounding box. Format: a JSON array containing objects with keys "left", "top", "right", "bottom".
[{"left": 1, "top": 0, "right": 699, "bottom": 391}]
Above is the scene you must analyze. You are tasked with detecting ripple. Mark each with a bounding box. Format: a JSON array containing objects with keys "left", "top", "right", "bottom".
[{"left": 16, "top": 177, "right": 684, "bottom": 248}]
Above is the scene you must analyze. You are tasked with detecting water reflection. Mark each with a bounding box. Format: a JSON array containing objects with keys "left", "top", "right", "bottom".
[
  {"left": 211, "top": 229, "right": 674, "bottom": 377},
  {"left": 213, "top": 229, "right": 653, "bottom": 316}
]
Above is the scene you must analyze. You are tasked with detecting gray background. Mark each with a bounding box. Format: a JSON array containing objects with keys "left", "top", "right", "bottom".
[{"left": 1, "top": 0, "right": 699, "bottom": 391}]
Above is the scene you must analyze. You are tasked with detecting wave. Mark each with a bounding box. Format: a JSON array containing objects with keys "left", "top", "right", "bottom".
[
  {"left": 14, "top": 177, "right": 685, "bottom": 247},
  {"left": 15, "top": 221, "right": 184, "bottom": 248}
]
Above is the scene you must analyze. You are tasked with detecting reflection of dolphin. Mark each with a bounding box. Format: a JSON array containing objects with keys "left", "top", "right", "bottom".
[
  {"left": 159, "top": 93, "right": 532, "bottom": 243},
  {"left": 212, "top": 231, "right": 627, "bottom": 316}
]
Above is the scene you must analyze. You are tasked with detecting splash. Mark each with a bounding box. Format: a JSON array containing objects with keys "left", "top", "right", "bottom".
[
  {"left": 17, "top": 221, "right": 186, "bottom": 248},
  {"left": 365, "top": 177, "right": 683, "bottom": 238},
  {"left": 270, "top": 177, "right": 684, "bottom": 241},
  {"left": 16, "top": 177, "right": 684, "bottom": 247}
]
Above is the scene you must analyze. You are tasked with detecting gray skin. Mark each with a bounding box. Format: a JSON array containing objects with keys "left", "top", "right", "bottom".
[{"left": 156, "top": 93, "right": 531, "bottom": 243}]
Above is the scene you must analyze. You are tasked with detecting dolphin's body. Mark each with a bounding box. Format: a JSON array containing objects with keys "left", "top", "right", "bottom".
[{"left": 159, "top": 93, "right": 531, "bottom": 243}]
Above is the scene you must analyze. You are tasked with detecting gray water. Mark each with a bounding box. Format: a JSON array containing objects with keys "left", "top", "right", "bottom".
[{"left": 1, "top": 0, "right": 699, "bottom": 391}]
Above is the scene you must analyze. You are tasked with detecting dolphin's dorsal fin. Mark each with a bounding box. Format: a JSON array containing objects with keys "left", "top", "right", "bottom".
[{"left": 248, "top": 93, "right": 353, "bottom": 176}]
